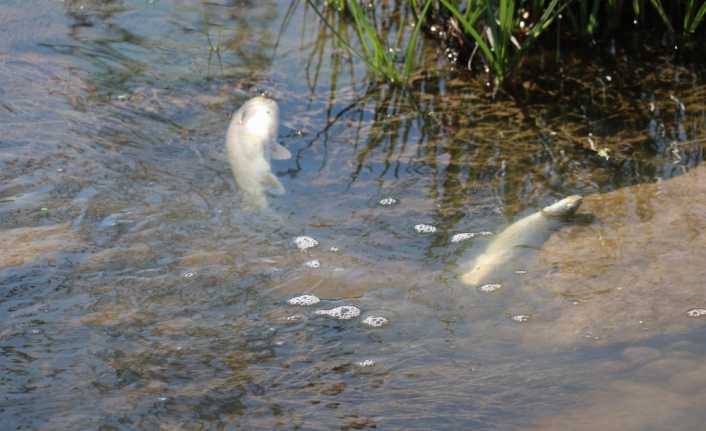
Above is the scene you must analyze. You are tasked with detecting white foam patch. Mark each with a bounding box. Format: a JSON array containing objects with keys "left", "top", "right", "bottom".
[
  {"left": 362, "top": 316, "right": 389, "bottom": 327},
  {"left": 285, "top": 314, "right": 305, "bottom": 322},
  {"left": 303, "top": 259, "right": 320, "bottom": 268},
  {"left": 315, "top": 305, "right": 361, "bottom": 320},
  {"left": 478, "top": 283, "right": 502, "bottom": 292},
  {"left": 414, "top": 224, "right": 437, "bottom": 234},
  {"left": 511, "top": 314, "right": 530, "bottom": 323},
  {"left": 329, "top": 246, "right": 340, "bottom": 252},
  {"left": 294, "top": 236, "right": 319, "bottom": 250},
  {"left": 450, "top": 233, "right": 474, "bottom": 243},
  {"left": 287, "top": 294, "right": 320, "bottom": 306},
  {"left": 357, "top": 359, "right": 376, "bottom": 367},
  {"left": 450, "top": 231, "right": 493, "bottom": 243},
  {"left": 379, "top": 197, "right": 398, "bottom": 206},
  {"left": 687, "top": 308, "right": 706, "bottom": 318}
]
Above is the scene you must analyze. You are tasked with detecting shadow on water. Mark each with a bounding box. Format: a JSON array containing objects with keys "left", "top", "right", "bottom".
[{"left": 1, "top": 0, "right": 706, "bottom": 430}]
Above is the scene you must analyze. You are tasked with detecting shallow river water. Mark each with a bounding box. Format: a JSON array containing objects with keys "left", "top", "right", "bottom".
[{"left": 2, "top": 1, "right": 706, "bottom": 430}]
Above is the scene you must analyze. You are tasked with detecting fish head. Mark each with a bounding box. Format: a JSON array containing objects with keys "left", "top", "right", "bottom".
[
  {"left": 240, "top": 96, "right": 279, "bottom": 141},
  {"left": 541, "top": 195, "right": 583, "bottom": 218}
]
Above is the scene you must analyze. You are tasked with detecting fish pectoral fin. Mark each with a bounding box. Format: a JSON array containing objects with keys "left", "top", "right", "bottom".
[
  {"left": 264, "top": 173, "right": 286, "bottom": 195},
  {"left": 271, "top": 142, "right": 292, "bottom": 160}
]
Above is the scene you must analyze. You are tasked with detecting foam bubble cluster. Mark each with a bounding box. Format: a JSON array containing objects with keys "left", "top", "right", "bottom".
[
  {"left": 303, "top": 259, "right": 320, "bottom": 268},
  {"left": 687, "top": 308, "right": 706, "bottom": 318},
  {"left": 414, "top": 224, "right": 437, "bottom": 234},
  {"left": 315, "top": 305, "right": 361, "bottom": 320},
  {"left": 287, "top": 294, "right": 320, "bottom": 306},
  {"left": 294, "top": 236, "right": 319, "bottom": 250},
  {"left": 450, "top": 231, "right": 493, "bottom": 243},
  {"left": 511, "top": 314, "right": 530, "bottom": 322},
  {"left": 362, "top": 316, "right": 389, "bottom": 327},
  {"left": 478, "top": 283, "right": 502, "bottom": 292},
  {"left": 379, "top": 197, "right": 398, "bottom": 206}
]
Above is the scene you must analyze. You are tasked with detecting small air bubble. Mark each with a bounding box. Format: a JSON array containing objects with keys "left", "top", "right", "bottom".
[
  {"left": 378, "top": 197, "right": 398, "bottom": 206},
  {"left": 478, "top": 283, "right": 502, "bottom": 293},
  {"left": 362, "top": 316, "right": 389, "bottom": 327},
  {"left": 288, "top": 294, "right": 320, "bottom": 306},
  {"left": 315, "top": 305, "right": 361, "bottom": 320},
  {"left": 687, "top": 308, "right": 706, "bottom": 318},
  {"left": 451, "top": 232, "right": 475, "bottom": 243},
  {"left": 294, "top": 236, "right": 318, "bottom": 250},
  {"left": 304, "top": 259, "right": 320, "bottom": 269},
  {"left": 414, "top": 224, "right": 437, "bottom": 234}
]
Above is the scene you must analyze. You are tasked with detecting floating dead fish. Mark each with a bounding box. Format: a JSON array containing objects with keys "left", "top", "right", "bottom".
[
  {"left": 460, "top": 195, "right": 583, "bottom": 286},
  {"left": 226, "top": 96, "right": 291, "bottom": 209}
]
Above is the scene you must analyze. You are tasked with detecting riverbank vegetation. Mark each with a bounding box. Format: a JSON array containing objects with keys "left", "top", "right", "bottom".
[{"left": 304, "top": 0, "right": 706, "bottom": 91}]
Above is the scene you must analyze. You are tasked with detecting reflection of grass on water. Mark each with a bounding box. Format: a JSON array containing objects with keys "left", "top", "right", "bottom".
[{"left": 203, "top": 11, "right": 223, "bottom": 79}]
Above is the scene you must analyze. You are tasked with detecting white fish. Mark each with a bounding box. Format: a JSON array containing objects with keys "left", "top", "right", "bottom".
[
  {"left": 226, "top": 96, "right": 292, "bottom": 208},
  {"left": 460, "top": 195, "right": 583, "bottom": 286}
]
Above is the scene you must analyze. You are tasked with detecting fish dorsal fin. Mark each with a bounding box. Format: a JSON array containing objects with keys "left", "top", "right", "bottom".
[{"left": 271, "top": 142, "right": 292, "bottom": 160}]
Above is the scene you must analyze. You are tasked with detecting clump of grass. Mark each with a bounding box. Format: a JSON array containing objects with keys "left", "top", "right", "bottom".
[
  {"left": 307, "top": 0, "right": 706, "bottom": 90},
  {"left": 306, "top": 0, "right": 432, "bottom": 84},
  {"left": 440, "top": 0, "right": 565, "bottom": 90}
]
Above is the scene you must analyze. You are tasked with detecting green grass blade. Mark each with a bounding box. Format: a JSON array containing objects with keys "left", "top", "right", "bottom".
[
  {"left": 685, "top": 0, "right": 706, "bottom": 32},
  {"left": 402, "top": 0, "right": 432, "bottom": 81},
  {"left": 438, "top": 0, "right": 498, "bottom": 76},
  {"left": 649, "top": 0, "right": 674, "bottom": 32},
  {"left": 304, "top": 0, "right": 385, "bottom": 77}
]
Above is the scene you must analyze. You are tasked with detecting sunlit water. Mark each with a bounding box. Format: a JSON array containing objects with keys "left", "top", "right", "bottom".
[{"left": 2, "top": 1, "right": 706, "bottom": 429}]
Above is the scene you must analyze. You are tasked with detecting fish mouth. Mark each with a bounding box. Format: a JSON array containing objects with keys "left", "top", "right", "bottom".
[{"left": 541, "top": 195, "right": 583, "bottom": 218}]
